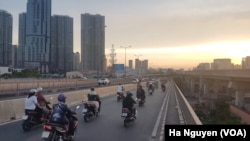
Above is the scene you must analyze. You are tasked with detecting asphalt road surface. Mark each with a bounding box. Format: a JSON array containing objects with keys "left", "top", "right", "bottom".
[{"left": 0, "top": 88, "right": 167, "bottom": 141}]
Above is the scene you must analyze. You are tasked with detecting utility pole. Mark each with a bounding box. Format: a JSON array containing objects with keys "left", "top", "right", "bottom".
[
  {"left": 109, "top": 44, "right": 117, "bottom": 76},
  {"left": 120, "top": 46, "right": 131, "bottom": 78}
]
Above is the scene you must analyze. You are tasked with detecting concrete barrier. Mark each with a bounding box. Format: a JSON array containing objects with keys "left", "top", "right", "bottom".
[{"left": 0, "top": 84, "right": 137, "bottom": 124}]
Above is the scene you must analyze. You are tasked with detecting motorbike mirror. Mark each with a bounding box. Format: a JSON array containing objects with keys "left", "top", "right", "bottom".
[{"left": 75, "top": 105, "right": 80, "bottom": 110}]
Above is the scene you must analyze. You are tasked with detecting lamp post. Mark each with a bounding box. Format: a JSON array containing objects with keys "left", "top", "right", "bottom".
[
  {"left": 120, "top": 46, "right": 131, "bottom": 78},
  {"left": 134, "top": 54, "right": 142, "bottom": 76}
]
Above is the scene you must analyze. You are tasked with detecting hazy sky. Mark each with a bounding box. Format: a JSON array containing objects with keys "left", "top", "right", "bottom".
[{"left": 2, "top": 0, "right": 250, "bottom": 69}]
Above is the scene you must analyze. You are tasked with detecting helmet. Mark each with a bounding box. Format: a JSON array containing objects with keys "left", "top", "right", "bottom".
[
  {"left": 126, "top": 91, "right": 133, "bottom": 97},
  {"left": 30, "top": 89, "right": 37, "bottom": 93},
  {"left": 37, "top": 87, "right": 43, "bottom": 92},
  {"left": 58, "top": 94, "right": 66, "bottom": 102},
  {"left": 90, "top": 87, "right": 95, "bottom": 91}
]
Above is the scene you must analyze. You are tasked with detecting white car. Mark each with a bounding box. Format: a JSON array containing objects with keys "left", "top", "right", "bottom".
[
  {"left": 98, "top": 78, "right": 111, "bottom": 85},
  {"left": 132, "top": 78, "right": 139, "bottom": 83}
]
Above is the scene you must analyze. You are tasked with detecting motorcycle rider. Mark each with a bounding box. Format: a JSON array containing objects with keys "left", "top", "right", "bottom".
[
  {"left": 148, "top": 82, "right": 154, "bottom": 93},
  {"left": 36, "top": 87, "right": 51, "bottom": 120},
  {"left": 87, "top": 87, "right": 101, "bottom": 112},
  {"left": 122, "top": 91, "right": 137, "bottom": 118},
  {"left": 24, "top": 89, "right": 43, "bottom": 120},
  {"left": 136, "top": 85, "right": 146, "bottom": 102},
  {"left": 49, "top": 94, "right": 77, "bottom": 137},
  {"left": 161, "top": 83, "right": 166, "bottom": 92},
  {"left": 117, "top": 83, "right": 124, "bottom": 98}
]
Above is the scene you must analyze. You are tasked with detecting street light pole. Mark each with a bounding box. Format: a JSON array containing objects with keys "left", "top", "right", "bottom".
[{"left": 120, "top": 46, "right": 131, "bottom": 78}]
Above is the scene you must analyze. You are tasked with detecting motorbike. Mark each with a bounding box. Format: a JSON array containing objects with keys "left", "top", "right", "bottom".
[
  {"left": 136, "top": 96, "right": 145, "bottom": 107},
  {"left": 82, "top": 101, "right": 99, "bottom": 122},
  {"left": 117, "top": 92, "right": 124, "bottom": 102},
  {"left": 161, "top": 84, "right": 166, "bottom": 92},
  {"left": 148, "top": 88, "right": 154, "bottom": 95},
  {"left": 22, "top": 102, "right": 52, "bottom": 132},
  {"left": 121, "top": 108, "right": 137, "bottom": 128},
  {"left": 41, "top": 105, "right": 80, "bottom": 141}
]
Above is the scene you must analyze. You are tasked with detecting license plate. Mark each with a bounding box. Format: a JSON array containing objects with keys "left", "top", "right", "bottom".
[
  {"left": 22, "top": 115, "right": 28, "bottom": 120},
  {"left": 41, "top": 131, "right": 50, "bottom": 138},
  {"left": 82, "top": 109, "right": 87, "bottom": 114},
  {"left": 121, "top": 113, "right": 127, "bottom": 117}
]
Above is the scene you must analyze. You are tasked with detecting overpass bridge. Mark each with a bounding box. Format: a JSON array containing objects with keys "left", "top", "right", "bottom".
[{"left": 173, "top": 69, "right": 250, "bottom": 124}]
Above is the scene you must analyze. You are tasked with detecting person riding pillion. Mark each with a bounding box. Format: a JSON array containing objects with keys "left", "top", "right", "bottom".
[
  {"left": 36, "top": 87, "right": 51, "bottom": 118},
  {"left": 87, "top": 87, "right": 101, "bottom": 112}
]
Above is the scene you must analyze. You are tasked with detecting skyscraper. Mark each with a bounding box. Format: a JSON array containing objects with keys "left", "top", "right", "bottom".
[
  {"left": 51, "top": 15, "right": 73, "bottom": 73},
  {"left": 73, "top": 52, "right": 80, "bottom": 71},
  {"left": 81, "top": 13, "right": 105, "bottom": 74},
  {"left": 0, "top": 10, "right": 13, "bottom": 67},
  {"left": 25, "top": 0, "right": 51, "bottom": 73},
  {"left": 17, "top": 12, "right": 26, "bottom": 68}
]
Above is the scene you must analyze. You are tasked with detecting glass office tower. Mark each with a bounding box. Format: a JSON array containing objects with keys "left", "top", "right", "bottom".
[{"left": 25, "top": 0, "right": 51, "bottom": 73}]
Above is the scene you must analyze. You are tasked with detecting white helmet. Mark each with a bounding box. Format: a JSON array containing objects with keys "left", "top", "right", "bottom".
[
  {"left": 30, "top": 89, "right": 38, "bottom": 93},
  {"left": 37, "top": 87, "right": 43, "bottom": 92}
]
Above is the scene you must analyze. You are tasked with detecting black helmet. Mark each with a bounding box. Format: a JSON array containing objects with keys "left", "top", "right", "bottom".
[
  {"left": 126, "top": 91, "right": 133, "bottom": 97},
  {"left": 90, "top": 87, "right": 95, "bottom": 91}
]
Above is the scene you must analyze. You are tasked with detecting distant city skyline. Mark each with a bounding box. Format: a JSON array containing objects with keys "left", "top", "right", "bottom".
[{"left": 2, "top": 0, "right": 250, "bottom": 69}]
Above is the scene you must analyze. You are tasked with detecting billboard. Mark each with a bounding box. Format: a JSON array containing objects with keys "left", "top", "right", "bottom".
[{"left": 113, "top": 64, "right": 124, "bottom": 71}]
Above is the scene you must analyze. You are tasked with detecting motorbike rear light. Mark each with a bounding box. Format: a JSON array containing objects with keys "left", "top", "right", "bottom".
[
  {"left": 84, "top": 103, "right": 89, "bottom": 107},
  {"left": 43, "top": 125, "right": 52, "bottom": 130}
]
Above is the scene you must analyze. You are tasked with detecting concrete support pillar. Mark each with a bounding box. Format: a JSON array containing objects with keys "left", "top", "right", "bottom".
[
  {"left": 203, "top": 79, "right": 213, "bottom": 97},
  {"left": 198, "top": 76, "right": 204, "bottom": 103},
  {"left": 235, "top": 91, "right": 244, "bottom": 108},
  {"left": 203, "top": 83, "right": 208, "bottom": 96},
  {"left": 190, "top": 78, "right": 194, "bottom": 96}
]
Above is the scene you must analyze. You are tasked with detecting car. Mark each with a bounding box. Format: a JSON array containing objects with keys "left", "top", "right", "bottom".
[
  {"left": 81, "top": 77, "right": 88, "bottom": 80},
  {"left": 132, "top": 78, "right": 139, "bottom": 83},
  {"left": 98, "top": 78, "right": 111, "bottom": 85}
]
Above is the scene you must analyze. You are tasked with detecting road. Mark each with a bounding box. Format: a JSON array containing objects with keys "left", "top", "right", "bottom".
[{"left": 0, "top": 87, "right": 167, "bottom": 141}]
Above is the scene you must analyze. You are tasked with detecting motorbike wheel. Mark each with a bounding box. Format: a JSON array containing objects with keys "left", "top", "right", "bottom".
[
  {"left": 139, "top": 102, "right": 143, "bottom": 107},
  {"left": 22, "top": 120, "right": 32, "bottom": 131},
  {"left": 124, "top": 119, "right": 129, "bottom": 128},
  {"left": 69, "top": 128, "right": 77, "bottom": 141},
  {"left": 84, "top": 115, "right": 90, "bottom": 122}
]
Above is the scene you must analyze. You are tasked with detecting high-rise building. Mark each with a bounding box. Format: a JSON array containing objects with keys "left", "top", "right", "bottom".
[
  {"left": 25, "top": 0, "right": 51, "bottom": 73},
  {"left": 196, "top": 63, "right": 211, "bottom": 70},
  {"left": 141, "top": 59, "right": 148, "bottom": 74},
  {"left": 135, "top": 58, "right": 148, "bottom": 75},
  {"left": 129, "top": 60, "right": 133, "bottom": 69},
  {"left": 17, "top": 12, "right": 26, "bottom": 68},
  {"left": 51, "top": 15, "right": 73, "bottom": 73},
  {"left": 12, "top": 45, "right": 18, "bottom": 67},
  {"left": 0, "top": 10, "right": 13, "bottom": 67},
  {"left": 81, "top": 13, "right": 105, "bottom": 74},
  {"left": 242, "top": 56, "right": 250, "bottom": 69},
  {"left": 73, "top": 52, "right": 80, "bottom": 71},
  {"left": 211, "top": 58, "right": 233, "bottom": 70}
]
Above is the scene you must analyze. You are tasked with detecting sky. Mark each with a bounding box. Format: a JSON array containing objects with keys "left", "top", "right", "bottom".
[{"left": 2, "top": 0, "right": 250, "bottom": 70}]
